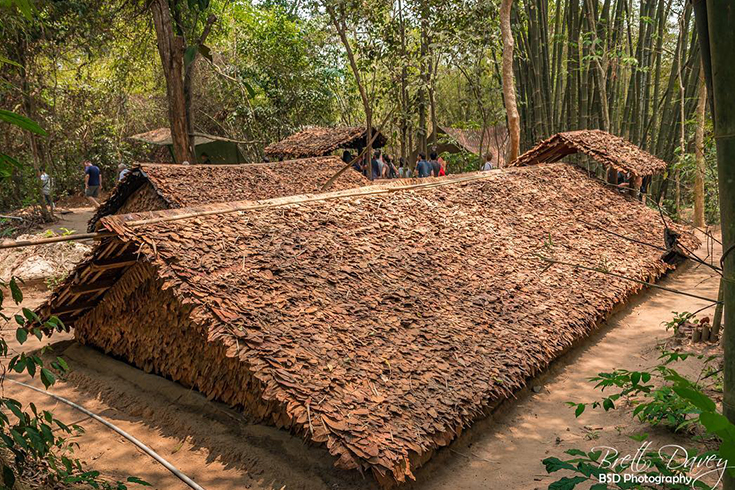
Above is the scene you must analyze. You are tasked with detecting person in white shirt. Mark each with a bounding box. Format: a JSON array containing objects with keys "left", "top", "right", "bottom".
[
  {"left": 118, "top": 163, "right": 130, "bottom": 182},
  {"left": 482, "top": 154, "right": 494, "bottom": 171},
  {"left": 38, "top": 168, "right": 53, "bottom": 209}
]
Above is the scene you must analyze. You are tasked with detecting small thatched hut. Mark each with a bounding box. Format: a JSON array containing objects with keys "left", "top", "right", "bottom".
[
  {"left": 264, "top": 126, "right": 387, "bottom": 160},
  {"left": 510, "top": 129, "right": 667, "bottom": 179},
  {"left": 87, "top": 156, "right": 367, "bottom": 231},
  {"left": 39, "top": 164, "right": 695, "bottom": 485},
  {"left": 418, "top": 126, "right": 509, "bottom": 166}
]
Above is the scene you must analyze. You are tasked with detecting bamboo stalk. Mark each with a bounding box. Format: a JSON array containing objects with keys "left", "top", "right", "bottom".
[{"left": 0, "top": 232, "right": 113, "bottom": 250}]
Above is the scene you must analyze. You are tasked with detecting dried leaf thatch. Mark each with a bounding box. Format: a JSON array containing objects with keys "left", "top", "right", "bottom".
[
  {"left": 264, "top": 126, "right": 388, "bottom": 159},
  {"left": 510, "top": 129, "right": 667, "bottom": 177},
  {"left": 88, "top": 156, "right": 368, "bottom": 231},
  {"left": 40, "top": 164, "right": 696, "bottom": 485}
]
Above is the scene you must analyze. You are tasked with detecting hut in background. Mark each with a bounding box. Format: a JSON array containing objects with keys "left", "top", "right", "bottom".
[
  {"left": 130, "top": 128, "right": 246, "bottom": 164},
  {"left": 264, "top": 126, "right": 387, "bottom": 160},
  {"left": 416, "top": 126, "right": 509, "bottom": 166},
  {"left": 87, "top": 156, "right": 368, "bottom": 231}
]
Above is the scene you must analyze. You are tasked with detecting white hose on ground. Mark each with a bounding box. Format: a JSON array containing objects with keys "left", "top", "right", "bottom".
[{"left": 7, "top": 379, "right": 206, "bottom": 490}]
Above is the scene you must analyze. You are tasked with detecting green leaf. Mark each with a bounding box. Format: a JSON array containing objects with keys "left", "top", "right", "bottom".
[
  {"left": 9, "top": 278, "right": 22, "bottom": 303},
  {"left": 40, "top": 368, "right": 56, "bottom": 389},
  {"left": 243, "top": 81, "right": 256, "bottom": 99},
  {"left": 672, "top": 386, "right": 716, "bottom": 412},
  {"left": 549, "top": 476, "right": 587, "bottom": 490},
  {"left": 0, "top": 55, "right": 21, "bottom": 68},
  {"left": 629, "top": 433, "right": 649, "bottom": 442},
  {"left": 56, "top": 356, "right": 69, "bottom": 372},
  {"left": 602, "top": 397, "right": 615, "bottom": 411},
  {"left": 699, "top": 412, "right": 732, "bottom": 434},
  {"left": 2, "top": 465, "right": 15, "bottom": 488},
  {"left": 590, "top": 485, "right": 608, "bottom": 490},
  {"left": 565, "top": 449, "right": 587, "bottom": 457},
  {"left": 127, "top": 476, "right": 152, "bottom": 486},
  {"left": 22, "top": 308, "right": 39, "bottom": 322},
  {"left": 184, "top": 45, "right": 198, "bottom": 67},
  {"left": 574, "top": 403, "right": 585, "bottom": 417},
  {"left": 15, "top": 328, "right": 27, "bottom": 345},
  {"left": 0, "top": 109, "right": 47, "bottom": 136},
  {"left": 630, "top": 371, "right": 641, "bottom": 386},
  {"left": 542, "top": 457, "right": 577, "bottom": 473}
]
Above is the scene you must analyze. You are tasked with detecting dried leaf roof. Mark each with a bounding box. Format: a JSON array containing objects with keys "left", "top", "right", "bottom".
[
  {"left": 511, "top": 129, "right": 667, "bottom": 177},
  {"left": 41, "top": 164, "right": 695, "bottom": 485},
  {"left": 87, "top": 156, "right": 367, "bottom": 231},
  {"left": 264, "top": 126, "right": 388, "bottom": 159},
  {"left": 439, "top": 126, "right": 509, "bottom": 160},
  {"left": 130, "top": 127, "right": 224, "bottom": 147}
]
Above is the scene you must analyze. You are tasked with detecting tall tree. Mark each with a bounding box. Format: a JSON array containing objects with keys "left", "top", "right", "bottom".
[
  {"left": 499, "top": 0, "right": 519, "bottom": 161},
  {"left": 150, "top": 0, "right": 215, "bottom": 164}
]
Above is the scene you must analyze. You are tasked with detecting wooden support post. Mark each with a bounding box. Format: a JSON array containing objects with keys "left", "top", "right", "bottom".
[{"left": 713, "top": 277, "right": 724, "bottom": 341}]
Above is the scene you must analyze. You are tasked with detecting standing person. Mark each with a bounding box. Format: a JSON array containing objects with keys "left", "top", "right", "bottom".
[
  {"left": 415, "top": 153, "right": 432, "bottom": 178},
  {"left": 438, "top": 156, "right": 446, "bottom": 176},
  {"left": 38, "top": 168, "right": 53, "bottom": 210},
  {"left": 371, "top": 151, "right": 382, "bottom": 180},
  {"left": 83, "top": 160, "right": 102, "bottom": 208},
  {"left": 117, "top": 163, "right": 130, "bottom": 182},
  {"left": 429, "top": 151, "right": 441, "bottom": 177},
  {"left": 482, "top": 153, "right": 494, "bottom": 171},
  {"left": 342, "top": 150, "right": 352, "bottom": 164},
  {"left": 398, "top": 157, "right": 407, "bottom": 178},
  {"left": 383, "top": 154, "right": 396, "bottom": 178}
]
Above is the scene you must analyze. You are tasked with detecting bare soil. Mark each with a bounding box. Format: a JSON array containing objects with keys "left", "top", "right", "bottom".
[{"left": 1, "top": 231, "right": 723, "bottom": 490}]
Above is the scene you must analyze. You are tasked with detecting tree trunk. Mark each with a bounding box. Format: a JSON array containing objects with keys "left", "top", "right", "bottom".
[
  {"left": 696, "top": 4, "right": 735, "bottom": 489},
  {"left": 500, "top": 0, "right": 520, "bottom": 162},
  {"left": 183, "top": 14, "right": 216, "bottom": 164},
  {"left": 327, "top": 5, "right": 373, "bottom": 179},
  {"left": 151, "top": 0, "right": 193, "bottom": 164},
  {"left": 17, "top": 43, "right": 52, "bottom": 221},
  {"left": 694, "top": 63, "right": 706, "bottom": 227}
]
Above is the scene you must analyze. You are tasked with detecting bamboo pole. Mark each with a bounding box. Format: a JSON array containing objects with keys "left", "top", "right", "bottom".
[
  {"left": 0, "top": 232, "right": 112, "bottom": 250},
  {"left": 694, "top": 3, "right": 735, "bottom": 488}
]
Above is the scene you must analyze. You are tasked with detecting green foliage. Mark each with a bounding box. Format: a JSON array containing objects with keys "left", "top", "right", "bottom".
[
  {"left": 570, "top": 348, "right": 718, "bottom": 432},
  {"left": 0, "top": 277, "right": 148, "bottom": 488},
  {"left": 542, "top": 439, "right": 716, "bottom": 489},
  {"left": 662, "top": 311, "right": 697, "bottom": 335}
]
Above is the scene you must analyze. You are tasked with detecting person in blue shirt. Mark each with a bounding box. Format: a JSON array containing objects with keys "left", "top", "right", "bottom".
[
  {"left": 415, "top": 153, "right": 431, "bottom": 178},
  {"left": 83, "top": 160, "right": 102, "bottom": 208}
]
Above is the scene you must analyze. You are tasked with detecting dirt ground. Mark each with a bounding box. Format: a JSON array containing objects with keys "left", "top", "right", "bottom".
[{"left": 0, "top": 230, "right": 723, "bottom": 489}]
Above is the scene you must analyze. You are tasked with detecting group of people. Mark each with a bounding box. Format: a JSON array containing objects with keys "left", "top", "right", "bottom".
[{"left": 344, "top": 150, "right": 448, "bottom": 180}]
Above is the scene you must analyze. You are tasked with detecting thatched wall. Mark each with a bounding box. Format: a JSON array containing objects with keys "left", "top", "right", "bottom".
[{"left": 73, "top": 261, "right": 295, "bottom": 428}]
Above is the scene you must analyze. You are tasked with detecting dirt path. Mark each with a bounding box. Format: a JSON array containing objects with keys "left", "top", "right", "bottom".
[
  {"left": 49, "top": 207, "right": 95, "bottom": 234},
  {"left": 2, "top": 232, "right": 722, "bottom": 489}
]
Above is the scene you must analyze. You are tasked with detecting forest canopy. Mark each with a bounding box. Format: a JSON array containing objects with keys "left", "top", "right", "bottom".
[{"left": 0, "top": 0, "right": 717, "bottom": 223}]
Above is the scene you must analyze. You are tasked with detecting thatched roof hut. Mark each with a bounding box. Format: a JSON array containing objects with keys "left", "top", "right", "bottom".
[
  {"left": 420, "top": 126, "right": 509, "bottom": 166},
  {"left": 130, "top": 127, "right": 247, "bottom": 164},
  {"left": 511, "top": 129, "right": 667, "bottom": 178},
  {"left": 87, "top": 156, "right": 367, "bottom": 231},
  {"left": 264, "top": 126, "right": 387, "bottom": 160},
  {"left": 39, "top": 164, "right": 694, "bottom": 485}
]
